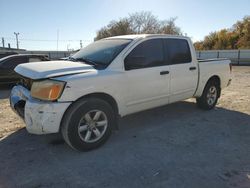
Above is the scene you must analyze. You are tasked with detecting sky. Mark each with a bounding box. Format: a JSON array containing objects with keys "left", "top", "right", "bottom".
[{"left": 0, "top": 0, "right": 249, "bottom": 51}]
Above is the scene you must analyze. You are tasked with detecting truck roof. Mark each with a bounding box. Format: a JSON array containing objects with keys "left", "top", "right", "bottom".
[{"left": 106, "top": 34, "right": 190, "bottom": 40}]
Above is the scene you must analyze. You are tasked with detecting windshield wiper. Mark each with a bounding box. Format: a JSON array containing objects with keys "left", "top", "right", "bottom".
[
  {"left": 68, "top": 56, "right": 77, "bottom": 61},
  {"left": 68, "top": 57, "right": 106, "bottom": 69},
  {"left": 76, "top": 58, "right": 99, "bottom": 66}
]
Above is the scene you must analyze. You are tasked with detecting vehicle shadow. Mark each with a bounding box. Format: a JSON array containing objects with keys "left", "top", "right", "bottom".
[{"left": 0, "top": 101, "right": 250, "bottom": 188}]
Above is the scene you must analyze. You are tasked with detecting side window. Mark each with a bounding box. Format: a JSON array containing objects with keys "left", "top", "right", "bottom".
[
  {"left": 164, "top": 39, "right": 192, "bottom": 64},
  {"left": 3, "top": 57, "right": 28, "bottom": 69},
  {"left": 125, "top": 39, "right": 164, "bottom": 70},
  {"left": 29, "top": 57, "right": 43, "bottom": 62}
]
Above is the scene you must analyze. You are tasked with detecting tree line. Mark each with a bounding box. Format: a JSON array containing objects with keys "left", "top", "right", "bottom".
[{"left": 194, "top": 16, "right": 250, "bottom": 50}]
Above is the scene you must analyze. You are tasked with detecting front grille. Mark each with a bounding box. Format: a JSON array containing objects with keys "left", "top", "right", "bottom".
[{"left": 19, "top": 77, "right": 33, "bottom": 90}]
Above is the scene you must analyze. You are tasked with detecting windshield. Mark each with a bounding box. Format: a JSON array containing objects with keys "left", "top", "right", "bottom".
[{"left": 72, "top": 39, "right": 132, "bottom": 68}]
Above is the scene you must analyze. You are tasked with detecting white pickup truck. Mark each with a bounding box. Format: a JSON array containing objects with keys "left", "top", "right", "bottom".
[{"left": 10, "top": 34, "right": 232, "bottom": 151}]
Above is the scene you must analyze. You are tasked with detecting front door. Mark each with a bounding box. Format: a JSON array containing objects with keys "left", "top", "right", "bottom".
[{"left": 124, "top": 38, "right": 170, "bottom": 114}]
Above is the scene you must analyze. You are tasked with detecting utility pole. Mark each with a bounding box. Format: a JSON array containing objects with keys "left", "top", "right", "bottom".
[
  {"left": 80, "top": 40, "right": 83, "bottom": 49},
  {"left": 56, "top": 29, "right": 59, "bottom": 59},
  {"left": 1, "top": 37, "right": 5, "bottom": 48},
  {"left": 14, "top": 32, "right": 20, "bottom": 49},
  {"left": 56, "top": 30, "right": 59, "bottom": 52}
]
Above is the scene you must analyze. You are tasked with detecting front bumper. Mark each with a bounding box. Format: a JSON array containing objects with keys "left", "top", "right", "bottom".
[{"left": 10, "top": 85, "right": 71, "bottom": 134}]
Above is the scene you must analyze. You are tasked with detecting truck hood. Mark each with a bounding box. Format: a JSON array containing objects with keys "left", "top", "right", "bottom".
[{"left": 15, "top": 60, "right": 96, "bottom": 79}]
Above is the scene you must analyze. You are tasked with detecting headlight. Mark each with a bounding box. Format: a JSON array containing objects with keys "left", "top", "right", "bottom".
[{"left": 31, "top": 79, "right": 66, "bottom": 101}]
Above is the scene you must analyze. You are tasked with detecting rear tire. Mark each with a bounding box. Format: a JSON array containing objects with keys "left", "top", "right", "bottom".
[
  {"left": 196, "top": 80, "right": 220, "bottom": 110},
  {"left": 61, "top": 97, "right": 116, "bottom": 151}
]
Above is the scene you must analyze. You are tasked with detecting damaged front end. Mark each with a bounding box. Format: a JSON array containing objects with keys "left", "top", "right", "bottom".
[
  {"left": 9, "top": 78, "right": 71, "bottom": 135},
  {"left": 10, "top": 76, "right": 33, "bottom": 119},
  {"left": 10, "top": 84, "right": 30, "bottom": 119}
]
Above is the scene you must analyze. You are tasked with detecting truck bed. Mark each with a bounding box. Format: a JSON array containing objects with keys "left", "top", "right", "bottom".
[{"left": 194, "top": 58, "right": 231, "bottom": 97}]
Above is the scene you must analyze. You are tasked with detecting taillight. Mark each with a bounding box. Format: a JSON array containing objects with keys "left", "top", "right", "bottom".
[{"left": 229, "top": 63, "right": 232, "bottom": 73}]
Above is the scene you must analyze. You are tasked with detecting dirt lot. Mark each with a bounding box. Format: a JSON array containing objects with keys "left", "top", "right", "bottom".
[
  {"left": 0, "top": 66, "right": 250, "bottom": 188},
  {"left": 0, "top": 87, "right": 23, "bottom": 138}
]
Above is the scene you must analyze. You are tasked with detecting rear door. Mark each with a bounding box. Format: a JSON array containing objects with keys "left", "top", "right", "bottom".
[
  {"left": 0, "top": 56, "right": 28, "bottom": 83},
  {"left": 124, "top": 38, "right": 170, "bottom": 114},
  {"left": 163, "top": 38, "right": 198, "bottom": 103}
]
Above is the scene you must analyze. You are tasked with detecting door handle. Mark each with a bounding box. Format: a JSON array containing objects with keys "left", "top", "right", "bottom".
[
  {"left": 160, "top": 71, "right": 169, "bottom": 75},
  {"left": 189, "top": 67, "right": 196, "bottom": 71}
]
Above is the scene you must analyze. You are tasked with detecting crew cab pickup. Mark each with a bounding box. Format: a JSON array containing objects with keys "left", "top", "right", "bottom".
[{"left": 10, "top": 34, "right": 232, "bottom": 151}]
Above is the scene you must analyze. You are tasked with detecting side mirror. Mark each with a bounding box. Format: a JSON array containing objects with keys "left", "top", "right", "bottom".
[{"left": 124, "top": 56, "right": 146, "bottom": 70}]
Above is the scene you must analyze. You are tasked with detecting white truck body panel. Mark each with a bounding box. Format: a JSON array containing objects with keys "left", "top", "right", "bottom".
[
  {"left": 15, "top": 60, "right": 95, "bottom": 79},
  {"left": 194, "top": 59, "right": 232, "bottom": 97},
  {"left": 11, "top": 34, "right": 232, "bottom": 134}
]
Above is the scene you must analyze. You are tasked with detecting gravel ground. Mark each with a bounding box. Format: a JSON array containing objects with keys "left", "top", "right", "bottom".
[{"left": 0, "top": 66, "right": 250, "bottom": 188}]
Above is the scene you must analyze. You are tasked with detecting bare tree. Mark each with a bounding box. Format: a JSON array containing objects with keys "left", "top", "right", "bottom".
[
  {"left": 129, "top": 11, "right": 159, "bottom": 34},
  {"left": 95, "top": 11, "right": 182, "bottom": 40},
  {"left": 95, "top": 19, "right": 132, "bottom": 40},
  {"left": 159, "top": 17, "right": 182, "bottom": 35}
]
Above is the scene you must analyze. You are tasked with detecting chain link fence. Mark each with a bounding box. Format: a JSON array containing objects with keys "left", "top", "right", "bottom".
[{"left": 196, "top": 50, "right": 250, "bottom": 65}]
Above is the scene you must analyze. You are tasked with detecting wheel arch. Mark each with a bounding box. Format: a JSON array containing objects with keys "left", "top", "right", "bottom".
[
  {"left": 60, "top": 92, "right": 120, "bottom": 132},
  {"left": 204, "top": 75, "right": 221, "bottom": 97},
  {"left": 79, "top": 92, "right": 119, "bottom": 116}
]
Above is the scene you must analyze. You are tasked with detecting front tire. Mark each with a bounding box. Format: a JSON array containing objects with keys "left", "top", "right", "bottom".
[
  {"left": 196, "top": 80, "right": 220, "bottom": 110},
  {"left": 61, "top": 98, "right": 116, "bottom": 151}
]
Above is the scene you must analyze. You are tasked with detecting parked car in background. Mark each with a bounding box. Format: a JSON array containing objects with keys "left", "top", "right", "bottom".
[
  {"left": 0, "top": 54, "right": 49, "bottom": 84},
  {"left": 59, "top": 57, "right": 70, "bottom": 60},
  {"left": 0, "top": 52, "right": 18, "bottom": 59},
  {"left": 10, "top": 34, "right": 232, "bottom": 151}
]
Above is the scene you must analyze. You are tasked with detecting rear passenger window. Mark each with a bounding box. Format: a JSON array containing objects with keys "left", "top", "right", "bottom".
[{"left": 164, "top": 39, "right": 192, "bottom": 64}]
